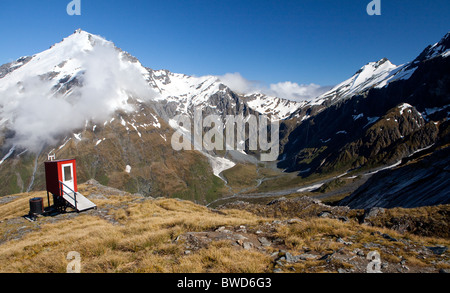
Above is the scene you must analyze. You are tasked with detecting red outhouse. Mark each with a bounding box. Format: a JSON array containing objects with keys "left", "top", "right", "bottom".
[
  {"left": 44, "top": 159, "right": 96, "bottom": 213},
  {"left": 45, "top": 159, "right": 78, "bottom": 197}
]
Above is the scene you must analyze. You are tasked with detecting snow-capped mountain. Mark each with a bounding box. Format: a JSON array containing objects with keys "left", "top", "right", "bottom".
[
  {"left": 0, "top": 29, "right": 158, "bottom": 151},
  {"left": 309, "top": 33, "right": 450, "bottom": 107},
  {"left": 279, "top": 31, "right": 450, "bottom": 193},
  {"left": 413, "top": 32, "right": 450, "bottom": 61},
  {"left": 0, "top": 29, "right": 304, "bottom": 199},
  {"left": 241, "top": 93, "right": 305, "bottom": 120},
  {"left": 0, "top": 29, "right": 302, "bottom": 130},
  {"left": 147, "top": 68, "right": 249, "bottom": 120},
  {"left": 1, "top": 29, "right": 449, "bottom": 209},
  {"left": 147, "top": 67, "right": 304, "bottom": 121},
  {"left": 0, "top": 28, "right": 308, "bottom": 166},
  {"left": 311, "top": 58, "right": 398, "bottom": 105},
  {"left": 0, "top": 28, "right": 152, "bottom": 100}
]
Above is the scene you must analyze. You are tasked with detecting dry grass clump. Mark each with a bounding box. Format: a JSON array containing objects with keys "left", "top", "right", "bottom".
[
  {"left": 0, "top": 191, "right": 269, "bottom": 273},
  {"left": 363, "top": 205, "right": 450, "bottom": 238},
  {"left": 274, "top": 217, "right": 450, "bottom": 264},
  {"left": 141, "top": 241, "right": 273, "bottom": 273},
  {"left": 0, "top": 192, "right": 48, "bottom": 222},
  {"left": 1, "top": 187, "right": 449, "bottom": 273}
]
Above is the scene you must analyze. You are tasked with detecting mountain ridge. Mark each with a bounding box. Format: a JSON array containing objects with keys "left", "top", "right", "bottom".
[
  {"left": 277, "top": 32, "right": 450, "bottom": 209},
  {"left": 0, "top": 30, "right": 449, "bottom": 210}
]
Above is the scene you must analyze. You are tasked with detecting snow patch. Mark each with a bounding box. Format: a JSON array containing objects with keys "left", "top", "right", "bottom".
[
  {"left": 297, "top": 182, "right": 324, "bottom": 193},
  {"left": 58, "top": 138, "right": 71, "bottom": 150},
  {"left": 95, "top": 138, "right": 105, "bottom": 146},
  {"left": 398, "top": 103, "right": 413, "bottom": 115},
  {"left": 0, "top": 146, "right": 15, "bottom": 166},
  {"left": 130, "top": 123, "right": 142, "bottom": 137},
  {"left": 367, "top": 160, "right": 402, "bottom": 175},
  {"left": 150, "top": 113, "right": 161, "bottom": 128},
  {"left": 73, "top": 133, "right": 82, "bottom": 141},
  {"left": 353, "top": 113, "right": 364, "bottom": 121},
  {"left": 408, "top": 144, "right": 434, "bottom": 157},
  {"left": 203, "top": 153, "right": 236, "bottom": 179}
]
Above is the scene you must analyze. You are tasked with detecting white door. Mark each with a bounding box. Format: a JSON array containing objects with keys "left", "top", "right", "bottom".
[{"left": 61, "top": 163, "right": 75, "bottom": 193}]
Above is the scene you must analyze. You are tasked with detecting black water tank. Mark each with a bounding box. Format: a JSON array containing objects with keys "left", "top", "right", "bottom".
[{"left": 29, "top": 197, "right": 44, "bottom": 215}]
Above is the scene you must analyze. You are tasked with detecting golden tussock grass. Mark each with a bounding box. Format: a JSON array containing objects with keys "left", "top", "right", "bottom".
[
  {"left": 274, "top": 217, "right": 450, "bottom": 257},
  {"left": 0, "top": 190, "right": 269, "bottom": 273},
  {"left": 1, "top": 187, "right": 449, "bottom": 273}
]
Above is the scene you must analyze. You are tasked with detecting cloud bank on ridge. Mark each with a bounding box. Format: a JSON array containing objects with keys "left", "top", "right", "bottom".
[{"left": 217, "top": 72, "right": 332, "bottom": 102}]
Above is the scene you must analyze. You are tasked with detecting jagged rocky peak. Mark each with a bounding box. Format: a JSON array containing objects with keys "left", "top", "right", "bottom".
[
  {"left": 310, "top": 57, "right": 398, "bottom": 106},
  {"left": 68, "top": 29, "right": 139, "bottom": 62},
  {"left": 378, "top": 57, "right": 390, "bottom": 64},
  {"left": 354, "top": 57, "right": 395, "bottom": 76},
  {"left": 71, "top": 28, "right": 100, "bottom": 39},
  {"left": 308, "top": 32, "right": 450, "bottom": 109},
  {"left": 429, "top": 31, "right": 450, "bottom": 54},
  {"left": 370, "top": 57, "right": 392, "bottom": 71},
  {"left": 414, "top": 31, "right": 450, "bottom": 62}
]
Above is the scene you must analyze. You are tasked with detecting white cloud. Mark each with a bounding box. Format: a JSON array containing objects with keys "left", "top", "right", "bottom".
[
  {"left": 268, "top": 81, "right": 330, "bottom": 102},
  {"left": 216, "top": 72, "right": 331, "bottom": 102},
  {"left": 0, "top": 42, "right": 157, "bottom": 153},
  {"left": 216, "top": 72, "right": 260, "bottom": 95}
]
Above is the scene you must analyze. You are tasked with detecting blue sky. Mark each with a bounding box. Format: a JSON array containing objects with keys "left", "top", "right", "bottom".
[{"left": 0, "top": 0, "right": 448, "bottom": 88}]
